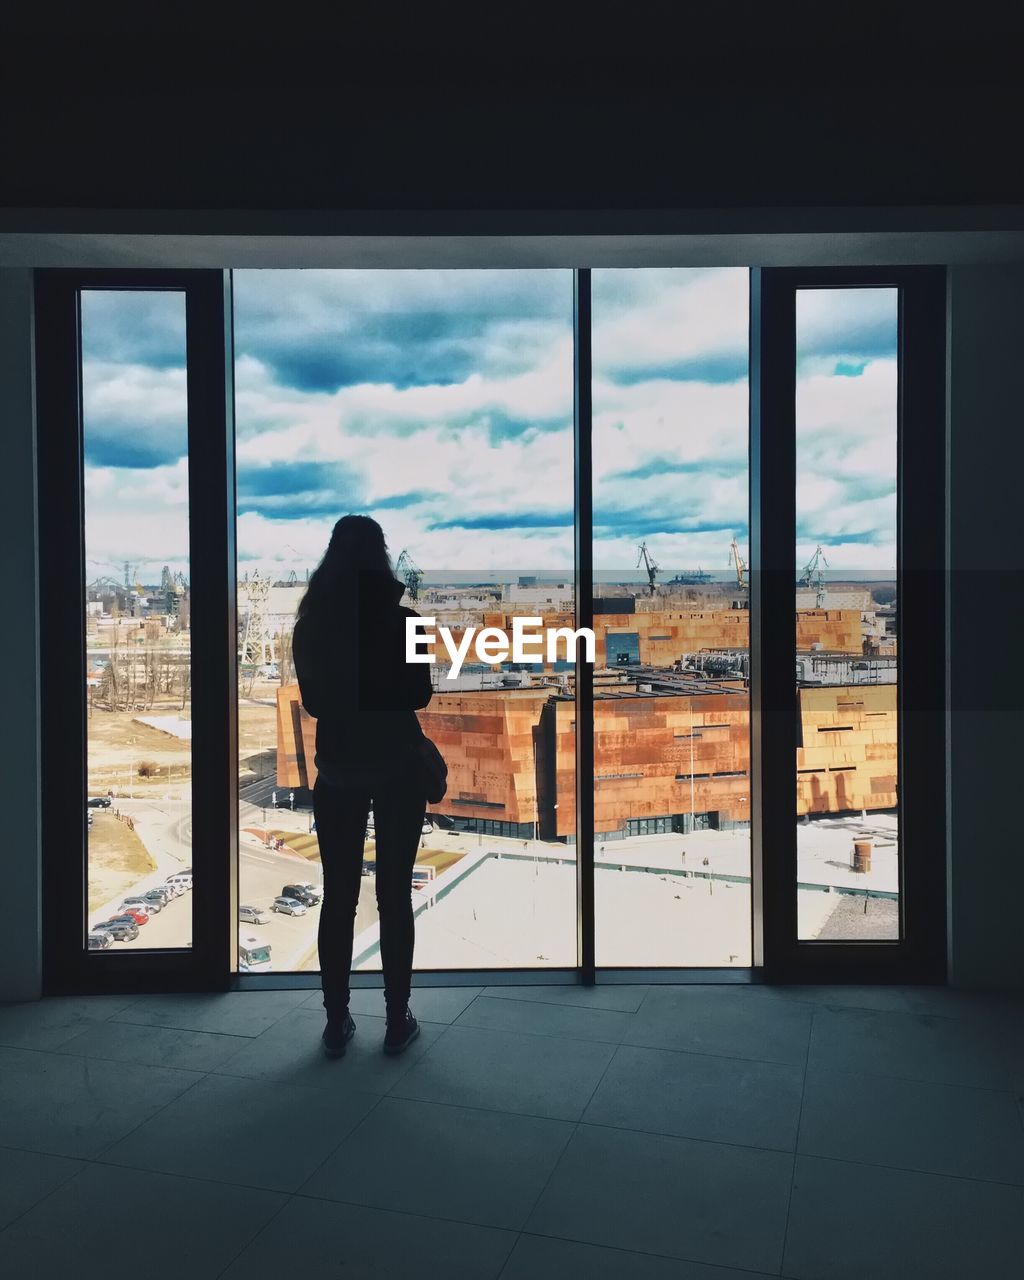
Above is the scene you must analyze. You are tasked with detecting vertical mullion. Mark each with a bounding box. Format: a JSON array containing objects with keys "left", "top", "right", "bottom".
[
  {"left": 185, "top": 271, "right": 237, "bottom": 988},
  {"left": 749, "top": 269, "right": 798, "bottom": 976},
  {"left": 898, "top": 269, "right": 947, "bottom": 979},
  {"left": 36, "top": 274, "right": 88, "bottom": 992},
  {"left": 573, "top": 268, "right": 595, "bottom": 983}
]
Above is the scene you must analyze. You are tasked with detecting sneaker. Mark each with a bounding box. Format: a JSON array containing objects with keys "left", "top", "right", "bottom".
[
  {"left": 383, "top": 1007, "right": 420, "bottom": 1055},
  {"left": 322, "top": 1012, "right": 356, "bottom": 1058}
]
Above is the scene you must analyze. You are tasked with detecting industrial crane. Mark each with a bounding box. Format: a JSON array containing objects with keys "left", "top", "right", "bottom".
[
  {"left": 729, "top": 537, "right": 748, "bottom": 591},
  {"left": 801, "top": 543, "right": 829, "bottom": 607},
  {"left": 636, "top": 541, "right": 659, "bottom": 596},
  {"left": 395, "top": 549, "right": 424, "bottom": 601}
]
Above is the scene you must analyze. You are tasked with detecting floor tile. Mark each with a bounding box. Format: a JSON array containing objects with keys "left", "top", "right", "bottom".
[
  {"left": 389, "top": 1024, "right": 616, "bottom": 1121},
  {"left": 901, "top": 986, "right": 1024, "bottom": 1022},
  {"left": 0, "top": 1147, "right": 83, "bottom": 1229},
  {"left": 100, "top": 1072, "right": 377, "bottom": 1192},
  {"left": 807, "top": 1005, "right": 1017, "bottom": 1089},
  {"left": 0, "top": 1046, "right": 201, "bottom": 1158},
  {"left": 302, "top": 1095, "right": 573, "bottom": 1230},
  {"left": 220, "top": 1193, "right": 515, "bottom": 1280},
  {"left": 625, "top": 986, "right": 813, "bottom": 1065},
  {"left": 784, "top": 1155, "right": 1024, "bottom": 1280},
  {"left": 778, "top": 985, "right": 918, "bottom": 1015},
  {"left": 455, "top": 994, "right": 631, "bottom": 1043},
  {"left": 526, "top": 1123, "right": 792, "bottom": 1273},
  {"left": 57, "top": 1017, "right": 247, "bottom": 1072},
  {"left": 504, "top": 1234, "right": 776, "bottom": 1279},
  {"left": 584, "top": 1043, "right": 803, "bottom": 1150},
  {"left": 0, "top": 995, "right": 140, "bottom": 1051},
  {"left": 112, "top": 989, "right": 308, "bottom": 1037},
  {"left": 482, "top": 984, "right": 650, "bottom": 1013},
  {"left": 0, "top": 1161, "right": 285, "bottom": 1280},
  {"left": 799, "top": 1067, "right": 1024, "bottom": 1183},
  {"left": 212, "top": 1005, "right": 444, "bottom": 1094},
  {"left": 306, "top": 985, "right": 483, "bottom": 1024}
]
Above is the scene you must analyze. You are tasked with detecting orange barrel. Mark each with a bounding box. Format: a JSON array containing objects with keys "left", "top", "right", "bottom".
[{"left": 853, "top": 840, "right": 872, "bottom": 873}]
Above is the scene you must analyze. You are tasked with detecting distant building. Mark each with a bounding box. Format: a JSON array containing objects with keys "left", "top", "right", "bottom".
[{"left": 276, "top": 672, "right": 897, "bottom": 839}]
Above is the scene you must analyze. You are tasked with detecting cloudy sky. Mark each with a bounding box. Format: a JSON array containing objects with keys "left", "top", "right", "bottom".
[{"left": 81, "top": 270, "right": 897, "bottom": 586}]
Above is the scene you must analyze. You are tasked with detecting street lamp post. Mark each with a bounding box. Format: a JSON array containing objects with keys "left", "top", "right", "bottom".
[{"left": 689, "top": 699, "right": 696, "bottom": 834}]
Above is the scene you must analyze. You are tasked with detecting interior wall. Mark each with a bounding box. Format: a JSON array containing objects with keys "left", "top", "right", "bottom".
[
  {"left": 0, "top": 269, "right": 41, "bottom": 1001},
  {"left": 947, "top": 265, "right": 1024, "bottom": 990}
]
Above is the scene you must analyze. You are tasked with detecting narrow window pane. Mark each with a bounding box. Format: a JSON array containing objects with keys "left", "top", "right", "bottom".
[
  {"left": 82, "top": 290, "right": 192, "bottom": 950},
  {"left": 591, "top": 268, "right": 752, "bottom": 966},
  {"left": 795, "top": 288, "right": 899, "bottom": 940},
  {"left": 233, "top": 269, "right": 575, "bottom": 973}
]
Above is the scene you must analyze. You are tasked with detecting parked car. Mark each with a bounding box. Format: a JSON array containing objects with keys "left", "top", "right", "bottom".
[
  {"left": 272, "top": 896, "right": 307, "bottom": 916},
  {"left": 94, "top": 917, "right": 139, "bottom": 941},
  {"left": 281, "top": 883, "right": 320, "bottom": 907},
  {"left": 165, "top": 873, "right": 192, "bottom": 893},
  {"left": 161, "top": 879, "right": 187, "bottom": 898},
  {"left": 239, "top": 904, "right": 270, "bottom": 925},
  {"left": 142, "top": 887, "right": 173, "bottom": 907},
  {"left": 87, "top": 930, "right": 114, "bottom": 949},
  {"left": 293, "top": 880, "right": 323, "bottom": 903},
  {"left": 87, "top": 796, "right": 112, "bottom": 808},
  {"left": 123, "top": 894, "right": 161, "bottom": 914},
  {"left": 118, "top": 906, "right": 150, "bottom": 925}
]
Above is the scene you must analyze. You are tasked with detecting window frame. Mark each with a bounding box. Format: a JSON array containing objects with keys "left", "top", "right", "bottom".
[
  {"left": 35, "top": 268, "right": 238, "bottom": 994},
  {"left": 35, "top": 262, "right": 947, "bottom": 993},
  {"left": 750, "top": 266, "right": 947, "bottom": 982}
]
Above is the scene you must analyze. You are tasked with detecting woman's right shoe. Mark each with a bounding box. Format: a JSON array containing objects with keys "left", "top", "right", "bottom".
[
  {"left": 383, "top": 1007, "right": 420, "bottom": 1054},
  {"left": 322, "top": 1012, "right": 356, "bottom": 1058}
]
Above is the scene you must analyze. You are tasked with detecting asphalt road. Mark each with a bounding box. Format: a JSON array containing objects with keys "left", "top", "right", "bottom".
[{"left": 91, "top": 796, "right": 325, "bottom": 967}]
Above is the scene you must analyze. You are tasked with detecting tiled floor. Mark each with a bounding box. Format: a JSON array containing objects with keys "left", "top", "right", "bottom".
[{"left": 1, "top": 983, "right": 1022, "bottom": 1278}]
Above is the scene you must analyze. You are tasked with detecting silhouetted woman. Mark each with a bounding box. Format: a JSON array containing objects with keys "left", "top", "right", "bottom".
[{"left": 292, "top": 515, "right": 432, "bottom": 1057}]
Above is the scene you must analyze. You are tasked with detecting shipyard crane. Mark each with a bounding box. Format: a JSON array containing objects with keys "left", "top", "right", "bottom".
[
  {"left": 636, "top": 541, "right": 659, "bottom": 596},
  {"left": 729, "top": 537, "right": 748, "bottom": 591},
  {"left": 801, "top": 544, "right": 829, "bottom": 608},
  {"left": 395, "top": 549, "right": 424, "bottom": 601}
]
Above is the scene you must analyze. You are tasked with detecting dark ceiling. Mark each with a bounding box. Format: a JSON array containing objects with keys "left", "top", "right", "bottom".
[{"left": 2, "top": 8, "right": 1023, "bottom": 214}]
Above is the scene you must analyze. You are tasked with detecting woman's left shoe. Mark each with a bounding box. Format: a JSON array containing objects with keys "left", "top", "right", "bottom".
[
  {"left": 322, "top": 1012, "right": 356, "bottom": 1058},
  {"left": 383, "top": 1007, "right": 420, "bottom": 1055}
]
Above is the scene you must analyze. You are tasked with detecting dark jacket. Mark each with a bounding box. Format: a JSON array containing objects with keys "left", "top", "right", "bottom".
[{"left": 292, "top": 573, "right": 433, "bottom": 781}]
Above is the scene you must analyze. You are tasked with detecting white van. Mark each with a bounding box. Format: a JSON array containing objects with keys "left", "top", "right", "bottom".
[
  {"left": 165, "top": 873, "right": 192, "bottom": 893},
  {"left": 239, "top": 934, "right": 272, "bottom": 973}
]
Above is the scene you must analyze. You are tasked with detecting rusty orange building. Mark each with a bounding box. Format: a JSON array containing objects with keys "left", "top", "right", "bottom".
[
  {"left": 426, "top": 606, "right": 862, "bottom": 671},
  {"left": 276, "top": 676, "right": 896, "bottom": 839}
]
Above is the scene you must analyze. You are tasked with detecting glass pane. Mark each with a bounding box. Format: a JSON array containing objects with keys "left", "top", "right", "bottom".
[
  {"left": 82, "top": 290, "right": 192, "bottom": 950},
  {"left": 795, "top": 288, "right": 899, "bottom": 940},
  {"left": 233, "top": 269, "right": 575, "bottom": 973},
  {"left": 591, "top": 268, "right": 752, "bottom": 966}
]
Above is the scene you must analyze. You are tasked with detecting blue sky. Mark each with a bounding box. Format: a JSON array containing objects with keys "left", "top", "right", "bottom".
[{"left": 81, "top": 271, "right": 897, "bottom": 583}]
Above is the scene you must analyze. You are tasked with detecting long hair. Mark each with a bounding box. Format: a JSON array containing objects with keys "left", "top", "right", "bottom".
[{"left": 296, "top": 515, "right": 399, "bottom": 623}]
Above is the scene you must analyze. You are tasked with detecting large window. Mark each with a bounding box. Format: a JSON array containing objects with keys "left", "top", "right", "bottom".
[
  {"left": 81, "top": 290, "right": 193, "bottom": 951},
  {"left": 232, "top": 270, "right": 577, "bottom": 971},
  {"left": 794, "top": 288, "right": 899, "bottom": 941},
  {"left": 37, "top": 261, "right": 946, "bottom": 990},
  {"left": 590, "top": 269, "right": 752, "bottom": 966}
]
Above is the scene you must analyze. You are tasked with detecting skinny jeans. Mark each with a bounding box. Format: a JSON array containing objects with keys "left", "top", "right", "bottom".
[{"left": 313, "top": 771, "right": 427, "bottom": 1019}]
